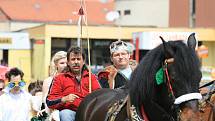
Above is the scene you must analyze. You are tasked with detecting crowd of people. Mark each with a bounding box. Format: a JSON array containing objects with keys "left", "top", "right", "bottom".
[
  {"left": 0, "top": 40, "right": 137, "bottom": 121},
  {"left": 0, "top": 39, "right": 212, "bottom": 121}
]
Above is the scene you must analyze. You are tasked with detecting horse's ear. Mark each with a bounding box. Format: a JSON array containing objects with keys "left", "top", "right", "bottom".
[
  {"left": 160, "top": 36, "right": 166, "bottom": 44},
  {"left": 187, "top": 33, "right": 196, "bottom": 50},
  {"left": 160, "top": 36, "right": 168, "bottom": 57}
]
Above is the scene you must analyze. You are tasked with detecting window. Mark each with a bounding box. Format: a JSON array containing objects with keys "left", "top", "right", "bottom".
[
  {"left": 192, "top": 0, "right": 196, "bottom": 15},
  {"left": 117, "top": 10, "right": 121, "bottom": 16},
  {"left": 124, "top": 10, "right": 131, "bottom": 15}
]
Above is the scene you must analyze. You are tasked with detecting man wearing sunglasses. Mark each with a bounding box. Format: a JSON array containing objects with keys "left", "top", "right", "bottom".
[
  {"left": 99, "top": 40, "right": 137, "bottom": 89},
  {"left": 0, "top": 67, "right": 32, "bottom": 121}
]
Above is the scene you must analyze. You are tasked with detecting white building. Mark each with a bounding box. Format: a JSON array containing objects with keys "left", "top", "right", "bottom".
[{"left": 114, "top": 0, "right": 169, "bottom": 27}]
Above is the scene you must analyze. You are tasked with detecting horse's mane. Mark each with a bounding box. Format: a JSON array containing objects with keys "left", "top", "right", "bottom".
[{"left": 129, "top": 40, "right": 201, "bottom": 110}]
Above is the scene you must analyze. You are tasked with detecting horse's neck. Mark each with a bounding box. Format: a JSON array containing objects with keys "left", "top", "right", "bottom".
[
  {"left": 142, "top": 100, "right": 177, "bottom": 121},
  {"left": 141, "top": 87, "right": 177, "bottom": 121}
]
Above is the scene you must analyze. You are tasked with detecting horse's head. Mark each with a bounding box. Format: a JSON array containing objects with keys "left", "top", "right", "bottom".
[
  {"left": 160, "top": 33, "right": 202, "bottom": 121},
  {"left": 130, "top": 33, "right": 202, "bottom": 121}
]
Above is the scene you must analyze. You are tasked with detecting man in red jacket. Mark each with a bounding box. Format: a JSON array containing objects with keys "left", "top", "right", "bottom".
[{"left": 46, "top": 47, "right": 101, "bottom": 121}]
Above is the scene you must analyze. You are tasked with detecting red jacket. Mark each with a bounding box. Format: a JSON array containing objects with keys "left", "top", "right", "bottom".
[{"left": 46, "top": 69, "right": 101, "bottom": 111}]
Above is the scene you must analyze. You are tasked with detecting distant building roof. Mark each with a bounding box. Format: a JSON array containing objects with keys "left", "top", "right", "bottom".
[{"left": 0, "top": 0, "right": 114, "bottom": 25}]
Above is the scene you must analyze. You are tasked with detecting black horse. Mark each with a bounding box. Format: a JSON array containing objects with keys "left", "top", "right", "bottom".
[{"left": 76, "top": 33, "right": 202, "bottom": 121}]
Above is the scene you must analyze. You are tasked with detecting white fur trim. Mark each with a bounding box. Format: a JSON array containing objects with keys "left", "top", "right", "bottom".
[{"left": 174, "top": 93, "right": 202, "bottom": 104}]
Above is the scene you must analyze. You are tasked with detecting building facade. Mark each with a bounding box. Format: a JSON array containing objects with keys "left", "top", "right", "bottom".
[
  {"left": 0, "top": 32, "right": 31, "bottom": 81},
  {"left": 26, "top": 24, "right": 215, "bottom": 80},
  {"left": 169, "top": 0, "right": 215, "bottom": 28},
  {"left": 115, "top": 0, "right": 169, "bottom": 27}
]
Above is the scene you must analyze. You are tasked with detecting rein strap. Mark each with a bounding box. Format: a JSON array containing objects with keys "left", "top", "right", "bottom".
[{"left": 164, "top": 60, "right": 175, "bottom": 97}]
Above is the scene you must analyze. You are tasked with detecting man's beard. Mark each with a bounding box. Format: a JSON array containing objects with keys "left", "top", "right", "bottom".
[{"left": 71, "top": 70, "right": 81, "bottom": 75}]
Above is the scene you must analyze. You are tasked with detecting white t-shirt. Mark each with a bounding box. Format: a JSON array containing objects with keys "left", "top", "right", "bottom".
[
  {"left": 119, "top": 66, "right": 132, "bottom": 80},
  {"left": 0, "top": 87, "right": 32, "bottom": 121}
]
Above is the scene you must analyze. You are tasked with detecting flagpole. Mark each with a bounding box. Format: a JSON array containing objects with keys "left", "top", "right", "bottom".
[{"left": 78, "top": 0, "right": 92, "bottom": 93}]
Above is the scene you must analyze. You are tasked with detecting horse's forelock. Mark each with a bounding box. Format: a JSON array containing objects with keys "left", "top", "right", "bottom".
[{"left": 169, "top": 41, "right": 201, "bottom": 93}]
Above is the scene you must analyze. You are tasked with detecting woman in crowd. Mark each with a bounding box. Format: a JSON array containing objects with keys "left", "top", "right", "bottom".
[{"left": 42, "top": 51, "right": 67, "bottom": 121}]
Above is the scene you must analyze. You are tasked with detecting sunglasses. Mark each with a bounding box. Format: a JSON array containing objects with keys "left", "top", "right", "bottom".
[{"left": 8, "top": 80, "right": 26, "bottom": 88}]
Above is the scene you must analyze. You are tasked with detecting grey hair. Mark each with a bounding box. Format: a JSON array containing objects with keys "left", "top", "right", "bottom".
[{"left": 49, "top": 51, "right": 67, "bottom": 76}]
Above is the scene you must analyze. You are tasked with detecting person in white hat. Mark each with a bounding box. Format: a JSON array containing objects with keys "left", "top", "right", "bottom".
[{"left": 98, "top": 40, "right": 137, "bottom": 89}]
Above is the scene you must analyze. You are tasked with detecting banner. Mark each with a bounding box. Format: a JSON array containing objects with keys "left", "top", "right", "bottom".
[
  {"left": 0, "top": 32, "right": 30, "bottom": 49},
  {"left": 132, "top": 32, "right": 197, "bottom": 50}
]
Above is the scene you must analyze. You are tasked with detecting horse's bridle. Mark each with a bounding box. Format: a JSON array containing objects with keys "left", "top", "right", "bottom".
[
  {"left": 163, "top": 58, "right": 202, "bottom": 104},
  {"left": 162, "top": 58, "right": 202, "bottom": 121},
  {"left": 200, "top": 81, "right": 215, "bottom": 120},
  {"left": 163, "top": 58, "right": 176, "bottom": 100}
]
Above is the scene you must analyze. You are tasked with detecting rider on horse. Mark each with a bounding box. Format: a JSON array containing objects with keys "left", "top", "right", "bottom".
[{"left": 98, "top": 40, "right": 137, "bottom": 89}]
